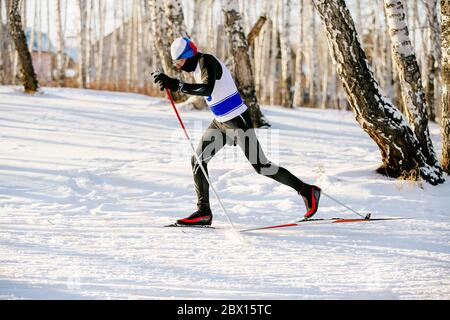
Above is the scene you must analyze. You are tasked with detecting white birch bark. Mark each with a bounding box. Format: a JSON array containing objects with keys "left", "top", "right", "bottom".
[
  {"left": 164, "top": 0, "right": 187, "bottom": 42},
  {"left": 279, "top": 0, "right": 293, "bottom": 108},
  {"left": 55, "top": 0, "right": 65, "bottom": 86},
  {"left": 85, "top": 0, "right": 94, "bottom": 87},
  {"left": 37, "top": 0, "right": 42, "bottom": 77},
  {"left": 441, "top": 0, "right": 450, "bottom": 173},
  {"left": 125, "top": 0, "right": 134, "bottom": 90},
  {"left": 312, "top": 0, "right": 444, "bottom": 185},
  {"left": 269, "top": 0, "right": 279, "bottom": 106},
  {"left": 148, "top": 0, "right": 173, "bottom": 75},
  {"left": 95, "top": 0, "right": 106, "bottom": 85},
  {"left": 320, "top": 50, "right": 330, "bottom": 109},
  {"left": 309, "top": 4, "right": 319, "bottom": 107},
  {"left": 384, "top": 0, "right": 440, "bottom": 167},
  {"left": 9, "top": 0, "right": 39, "bottom": 92},
  {"left": 260, "top": 1, "right": 272, "bottom": 104},
  {"left": 293, "top": 0, "right": 305, "bottom": 107},
  {"left": 222, "top": 0, "right": 269, "bottom": 127},
  {"left": 423, "top": 0, "right": 442, "bottom": 121},
  {"left": 77, "top": 0, "right": 87, "bottom": 88},
  {"left": 0, "top": 0, "right": 4, "bottom": 83}
]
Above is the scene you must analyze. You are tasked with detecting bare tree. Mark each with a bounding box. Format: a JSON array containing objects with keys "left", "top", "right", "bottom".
[
  {"left": 77, "top": 0, "right": 87, "bottom": 88},
  {"left": 269, "top": 0, "right": 279, "bottom": 106},
  {"left": 165, "top": 0, "right": 188, "bottom": 41},
  {"left": 309, "top": 3, "right": 319, "bottom": 107},
  {"left": 95, "top": 0, "right": 106, "bottom": 86},
  {"left": 423, "top": 0, "right": 442, "bottom": 122},
  {"left": 441, "top": 0, "right": 450, "bottom": 173},
  {"left": 0, "top": 0, "right": 4, "bottom": 83},
  {"left": 55, "top": 0, "right": 65, "bottom": 86},
  {"left": 384, "top": 0, "right": 440, "bottom": 170},
  {"left": 222, "top": 0, "right": 269, "bottom": 128},
  {"left": 148, "top": 0, "right": 174, "bottom": 75},
  {"left": 293, "top": 0, "right": 305, "bottom": 107},
  {"left": 8, "top": 0, "right": 39, "bottom": 92},
  {"left": 279, "top": 0, "right": 293, "bottom": 108},
  {"left": 312, "top": 0, "right": 444, "bottom": 185}
]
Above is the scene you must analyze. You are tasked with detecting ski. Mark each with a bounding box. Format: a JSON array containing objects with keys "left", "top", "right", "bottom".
[
  {"left": 165, "top": 223, "right": 216, "bottom": 229},
  {"left": 240, "top": 217, "right": 412, "bottom": 233}
]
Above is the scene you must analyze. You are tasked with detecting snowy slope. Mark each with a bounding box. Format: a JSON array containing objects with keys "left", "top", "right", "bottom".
[{"left": 0, "top": 86, "right": 449, "bottom": 299}]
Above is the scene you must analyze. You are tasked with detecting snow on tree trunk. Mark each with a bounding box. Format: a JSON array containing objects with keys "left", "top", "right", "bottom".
[
  {"left": 55, "top": 0, "right": 65, "bottom": 86},
  {"left": 279, "top": 0, "right": 293, "bottom": 108},
  {"left": 441, "top": 0, "right": 450, "bottom": 173},
  {"left": 8, "top": 0, "right": 38, "bottom": 93},
  {"left": 423, "top": 0, "right": 442, "bottom": 122},
  {"left": 222, "top": 0, "right": 269, "bottom": 128},
  {"left": 312, "top": 0, "right": 444, "bottom": 185},
  {"left": 293, "top": 0, "right": 305, "bottom": 107},
  {"left": 384, "top": 0, "right": 441, "bottom": 170}
]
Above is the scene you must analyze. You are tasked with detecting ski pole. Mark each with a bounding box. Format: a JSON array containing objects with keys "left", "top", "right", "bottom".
[
  {"left": 322, "top": 191, "right": 371, "bottom": 220},
  {"left": 165, "top": 89, "right": 240, "bottom": 235}
]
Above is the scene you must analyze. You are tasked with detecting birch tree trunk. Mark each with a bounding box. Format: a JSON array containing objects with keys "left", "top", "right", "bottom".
[
  {"left": 8, "top": 0, "right": 39, "bottom": 92},
  {"left": 164, "top": 0, "right": 192, "bottom": 86},
  {"left": 309, "top": 4, "right": 319, "bottom": 107},
  {"left": 0, "top": 0, "right": 4, "bottom": 83},
  {"left": 148, "top": 0, "right": 174, "bottom": 76},
  {"left": 55, "top": 0, "right": 65, "bottom": 86},
  {"left": 312, "top": 0, "right": 444, "bottom": 185},
  {"left": 381, "top": 5, "right": 394, "bottom": 100},
  {"left": 77, "top": 0, "right": 87, "bottom": 88},
  {"left": 222, "top": 0, "right": 269, "bottom": 128},
  {"left": 259, "top": 0, "right": 272, "bottom": 104},
  {"left": 164, "top": 0, "right": 188, "bottom": 42},
  {"left": 279, "top": 0, "right": 293, "bottom": 108},
  {"left": 85, "top": 0, "right": 94, "bottom": 87},
  {"left": 441, "top": 0, "right": 450, "bottom": 173},
  {"left": 269, "top": 0, "right": 279, "bottom": 106},
  {"left": 384, "top": 0, "right": 440, "bottom": 170},
  {"left": 423, "top": 0, "right": 442, "bottom": 122},
  {"left": 293, "top": 0, "right": 305, "bottom": 107},
  {"left": 125, "top": 1, "right": 134, "bottom": 90},
  {"left": 95, "top": 0, "right": 106, "bottom": 85}
]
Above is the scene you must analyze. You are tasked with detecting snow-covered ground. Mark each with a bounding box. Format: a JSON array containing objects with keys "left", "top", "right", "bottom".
[{"left": 0, "top": 86, "right": 449, "bottom": 300}]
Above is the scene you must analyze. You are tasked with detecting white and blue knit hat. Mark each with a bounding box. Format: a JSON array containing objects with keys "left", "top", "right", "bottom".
[{"left": 171, "top": 37, "right": 198, "bottom": 60}]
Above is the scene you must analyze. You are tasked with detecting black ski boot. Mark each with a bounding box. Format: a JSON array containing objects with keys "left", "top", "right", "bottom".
[
  {"left": 299, "top": 184, "right": 321, "bottom": 219},
  {"left": 176, "top": 209, "right": 213, "bottom": 226}
]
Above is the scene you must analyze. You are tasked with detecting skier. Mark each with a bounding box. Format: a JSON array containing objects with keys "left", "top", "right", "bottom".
[{"left": 153, "top": 37, "right": 321, "bottom": 226}]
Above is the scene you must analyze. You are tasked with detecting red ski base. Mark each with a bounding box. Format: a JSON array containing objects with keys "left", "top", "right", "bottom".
[{"left": 240, "top": 217, "right": 412, "bottom": 233}]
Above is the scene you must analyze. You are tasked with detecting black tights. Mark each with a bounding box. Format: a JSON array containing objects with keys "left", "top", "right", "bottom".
[{"left": 192, "top": 109, "right": 305, "bottom": 212}]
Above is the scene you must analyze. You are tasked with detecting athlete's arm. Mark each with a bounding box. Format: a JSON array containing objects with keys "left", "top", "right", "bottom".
[{"left": 180, "top": 55, "right": 221, "bottom": 97}]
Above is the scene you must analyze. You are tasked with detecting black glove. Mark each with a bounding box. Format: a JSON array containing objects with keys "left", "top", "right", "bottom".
[{"left": 152, "top": 72, "right": 182, "bottom": 92}]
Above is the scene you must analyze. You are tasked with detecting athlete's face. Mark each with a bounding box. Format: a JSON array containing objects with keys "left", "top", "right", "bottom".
[{"left": 173, "top": 58, "right": 186, "bottom": 69}]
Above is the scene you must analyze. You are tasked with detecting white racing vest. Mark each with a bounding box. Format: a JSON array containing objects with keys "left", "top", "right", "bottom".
[{"left": 193, "top": 56, "right": 248, "bottom": 122}]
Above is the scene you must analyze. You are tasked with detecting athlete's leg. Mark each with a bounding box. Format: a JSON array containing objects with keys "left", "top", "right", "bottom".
[
  {"left": 231, "top": 109, "right": 305, "bottom": 192},
  {"left": 191, "top": 120, "right": 227, "bottom": 212}
]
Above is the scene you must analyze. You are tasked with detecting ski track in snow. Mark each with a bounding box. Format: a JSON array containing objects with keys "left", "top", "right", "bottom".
[{"left": 0, "top": 86, "right": 449, "bottom": 299}]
